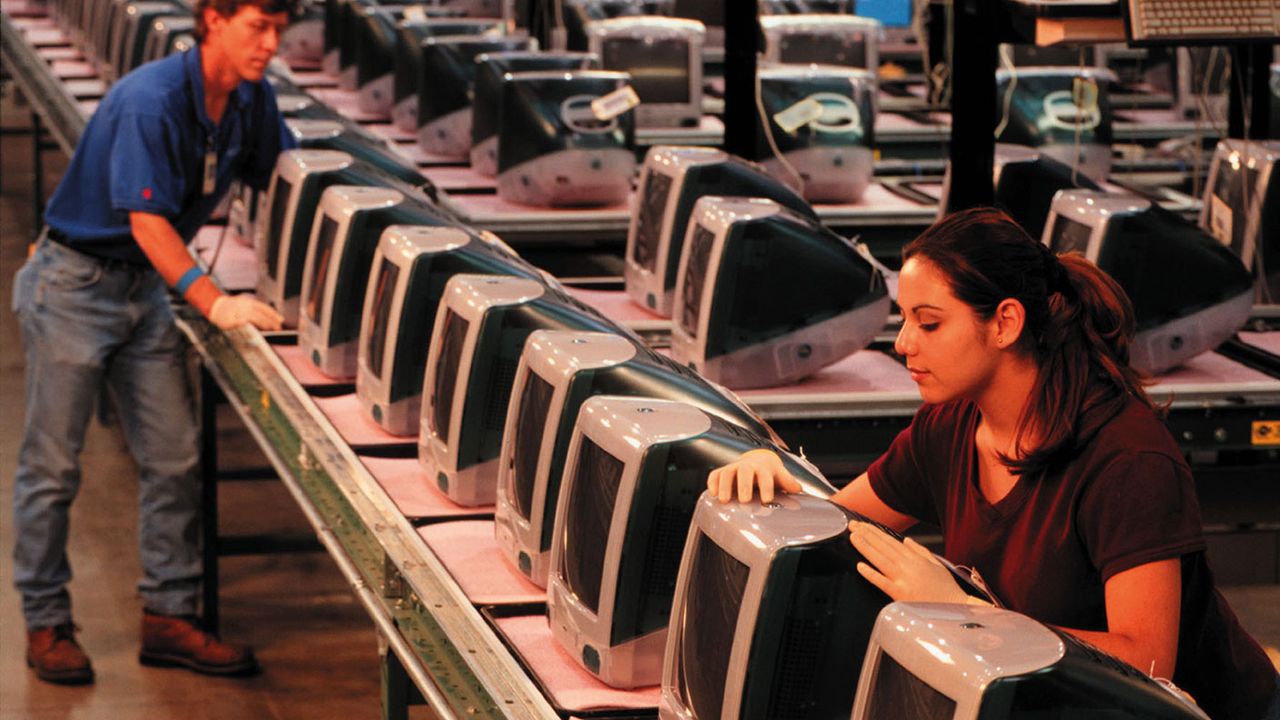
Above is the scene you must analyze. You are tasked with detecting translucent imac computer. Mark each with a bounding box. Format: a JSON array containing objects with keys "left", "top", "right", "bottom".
[
  {"left": 352, "top": 5, "right": 404, "bottom": 115},
  {"left": 994, "top": 67, "right": 1117, "bottom": 183},
  {"left": 1200, "top": 139, "right": 1280, "bottom": 301},
  {"left": 624, "top": 147, "right": 815, "bottom": 316},
  {"left": 1175, "top": 46, "right": 1230, "bottom": 122},
  {"left": 392, "top": 18, "right": 506, "bottom": 132},
  {"left": 546, "top": 396, "right": 832, "bottom": 689},
  {"left": 754, "top": 64, "right": 876, "bottom": 204},
  {"left": 1044, "top": 190, "right": 1254, "bottom": 375},
  {"left": 276, "top": 6, "right": 324, "bottom": 68},
  {"left": 587, "top": 16, "right": 704, "bottom": 128},
  {"left": 496, "top": 70, "right": 637, "bottom": 207},
  {"left": 670, "top": 196, "right": 890, "bottom": 389},
  {"left": 419, "top": 275, "right": 631, "bottom": 506},
  {"left": 283, "top": 117, "right": 430, "bottom": 187},
  {"left": 470, "top": 51, "right": 600, "bottom": 177},
  {"left": 759, "top": 15, "right": 881, "bottom": 70},
  {"left": 658, "top": 493, "right": 991, "bottom": 720},
  {"left": 140, "top": 16, "right": 193, "bottom": 65},
  {"left": 298, "top": 185, "right": 454, "bottom": 380},
  {"left": 558, "top": 0, "right": 676, "bottom": 51},
  {"left": 355, "top": 226, "right": 549, "bottom": 437},
  {"left": 108, "top": 1, "right": 180, "bottom": 81},
  {"left": 937, "top": 143, "right": 1102, "bottom": 239},
  {"left": 850, "top": 603, "right": 1210, "bottom": 720},
  {"left": 493, "top": 329, "right": 783, "bottom": 589},
  {"left": 417, "top": 35, "right": 536, "bottom": 159}
]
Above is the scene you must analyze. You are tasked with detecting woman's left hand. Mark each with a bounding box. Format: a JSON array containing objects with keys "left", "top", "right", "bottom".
[{"left": 848, "top": 521, "right": 974, "bottom": 604}]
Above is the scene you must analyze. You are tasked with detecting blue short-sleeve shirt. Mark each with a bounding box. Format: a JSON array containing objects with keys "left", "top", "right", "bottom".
[{"left": 44, "top": 46, "right": 297, "bottom": 264}]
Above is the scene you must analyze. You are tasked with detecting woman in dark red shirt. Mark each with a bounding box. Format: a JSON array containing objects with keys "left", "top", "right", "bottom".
[{"left": 708, "top": 208, "right": 1279, "bottom": 720}]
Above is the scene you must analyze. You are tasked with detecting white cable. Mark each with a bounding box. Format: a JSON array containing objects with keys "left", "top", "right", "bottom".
[
  {"left": 754, "top": 67, "right": 806, "bottom": 194},
  {"left": 993, "top": 43, "right": 1016, "bottom": 138}
]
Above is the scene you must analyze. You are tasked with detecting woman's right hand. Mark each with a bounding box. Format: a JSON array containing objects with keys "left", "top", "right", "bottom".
[{"left": 706, "top": 449, "right": 804, "bottom": 504}]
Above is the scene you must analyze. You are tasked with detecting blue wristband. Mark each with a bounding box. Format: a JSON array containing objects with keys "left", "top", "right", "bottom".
[{"left": 175, "top": 266, "right": 206, "bottom": 296}]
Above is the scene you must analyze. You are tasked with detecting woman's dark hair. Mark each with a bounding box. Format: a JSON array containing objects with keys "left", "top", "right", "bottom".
[
  {"left": 902, "top": 207, "right": 1153, "bottom": 477},
  {"left": 194, "top": 0, "right": 300, "bottom": 42}
]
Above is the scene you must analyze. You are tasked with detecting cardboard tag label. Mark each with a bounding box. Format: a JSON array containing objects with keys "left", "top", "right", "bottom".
[
  {"left": 590, "top": 85, "right": 640, "bottom": 121},
  {"left": 202, "top": 149, "right": 217, "bottom": 195},
  {"left": 1208, "top": 194, "right": 1233, "bottom": 247},
  {"left": 402, "top": 5, "right": 427, "bottom": 22},
  {"left": 1072, "top": 76, "right": 1099, "bottom": 113},
  {"left": 773, "top": 97, "right": 824, "bottom": 133}
]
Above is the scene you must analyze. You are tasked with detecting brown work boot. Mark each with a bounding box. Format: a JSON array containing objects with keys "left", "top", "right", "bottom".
[
  {"left": 27, "top": 623, "right": 95, "bottom": 685},
  {"left": 138, "top": 611, "right": 260, "bottom": 677}
]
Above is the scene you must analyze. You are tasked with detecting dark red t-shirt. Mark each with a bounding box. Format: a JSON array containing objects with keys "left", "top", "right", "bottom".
[{"left": 867, "top": 397, "right": 1275, "bottom": 720}]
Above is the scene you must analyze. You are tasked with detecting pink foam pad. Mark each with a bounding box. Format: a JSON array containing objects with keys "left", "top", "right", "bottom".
[
  {"left": 1240, "top": 332, "right": 1280, "bottom": 357},
  {"left": 37, "top": 46, "right": 83, "bottom": 61},
  {"left": 366, "top": 122, "right": 417, "bottom": 144},
  {"left": 738, "top": 349, "right": 920, "bottom": 398},
  {"left": 2, "top": 0, "right": 50, "bottom": 17},
  {"left": 1116, "top": 108, "right": 1184, "bottom": 124},
  {"left": 493, "top": 615, "right": 663, "bottom": 712},
  {"left": 361, "top": 456, "right": 491, "bottom": 519},
  {"left": 417, "top": 521, "right": 544, "bottom": 605},
  {"left": 421, "top": 165, "right": 498, "bottom": 192},
  {"left": 11, "top": 16, "right": 56, "bottom": 28},
  {"left": 313, "top": 393, "right": 413, "bottom": 448},
  {"left": 77, "top": 100, "right": 99, "bottom": 116},
  {"left": 386, "top": 141, "right": 464, "bottom": 167},
  {"left": 813, "top": 182, "right": 929, "bottom": 212},
  {"left": 50, "top": 60, "right": 96, "bottom": 79},
  {"left": 565, "top": 286, "right": 667, "bottom": 326},
  {"left": 309, "top": 87, "right": 385, "bottom": 123},
  {"left": 271, "top": 344, "right": 349, "bottom": 388},
  {"left": 64, "top": 79, "right": 107, "bottom": 99},
  {"left": 443, "top": 192, "right": 631, "bottom": 224},
  {"left": 24, "top": 28, "right": 71, "bottom": 47},
  {"left": 1150, "top": 351, "right": 1279, "bottom": 387},
  {"left": 191, "top": 226, "right": 257, "bottom": 292},
  {"left": 286, "top": 70, "right": 336, "bottom": 88}
]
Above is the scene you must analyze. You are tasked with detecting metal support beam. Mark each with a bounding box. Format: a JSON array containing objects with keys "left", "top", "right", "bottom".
[{"left": 946, "top": 0, "right": 999, "bottom": 210}]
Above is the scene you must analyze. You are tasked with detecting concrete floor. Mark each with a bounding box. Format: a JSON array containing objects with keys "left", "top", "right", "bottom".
[{"left": 0, "top": 87, "right": 1277, "bottom": 719}]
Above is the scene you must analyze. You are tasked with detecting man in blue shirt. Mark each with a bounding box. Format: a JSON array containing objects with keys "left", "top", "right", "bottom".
[{"left": 12, "top": 0, "right": 298, "bottom": 685}]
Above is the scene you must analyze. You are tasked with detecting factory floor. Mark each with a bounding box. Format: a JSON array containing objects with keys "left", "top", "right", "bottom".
[{"left": 0, "top": 97, "right": 1276, "bottom": 720}]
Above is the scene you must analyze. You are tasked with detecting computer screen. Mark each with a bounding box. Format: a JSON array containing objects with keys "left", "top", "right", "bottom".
[
  {"left": 760, "top": 15, "right": 880, "bottom": 70},
  {"left": 255, "top": 148, "right": 430, "bottom": 327},
  {"left": 496, "top": 70, "right": 637, "bottom": 207},
  {"left": 994, "top": 67, "right": 1118, "bottom": 183},
  {"left": 624, "top": 147, "right": 815, "bottom": 316},
  {"left": 392, "top": 19, "right": 506, "bottom": 131},
  {"left": 546, "top": 396, "right": 832, "bottom": 689},
  {"left": 1175, "top": 46, "right": 1230, "bottom": 122},
  {"left": 754, "top": 64, "right": 876, "bottom": 203},
  {"left": 494, "top": 329, "right": 785, "bottom": 589},
  {"left": 297, "top": 185, "right": 454, "bottom": 380},
  {"left": 1044, "top": 190, "right": 1254, "bottom": 375},
  {"left": 589, "top": 17, "right": 703, "bottom": 128},
  {"left": 850, "top": 603, "right": 1212, "bottom": 720},
  {"left": 470, "top": 50, "right": 600, "bottom": 177},
  {"left": 658, "top": 493, "right": 990, "bottom": 720},
  {"left": 670, "top": 195, "right": 889, "bottom": 389},
  {"left": 355, "top": 227, "right": 549, "bottom": 437},
  {"left": 1200, "top": 139, "right": 1280, "bottom": 301},
  {"left": 418, "top": 275, "right": 632, "bottom": 506},
  {"left": 416, "top": 35, "right": 535, "bottom": 159},
  {"left": 277, "top": 7, "right": 324, "bottom": 68}
]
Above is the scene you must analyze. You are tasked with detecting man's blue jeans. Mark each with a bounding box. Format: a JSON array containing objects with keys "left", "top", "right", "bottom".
[{"left": 11, "top": 234, "right": 201, "bottom": 630}]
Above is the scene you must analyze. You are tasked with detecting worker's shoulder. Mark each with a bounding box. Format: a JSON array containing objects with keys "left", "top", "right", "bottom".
[{"left": 105, "top": 52, "right": 190, "bottom": 115}]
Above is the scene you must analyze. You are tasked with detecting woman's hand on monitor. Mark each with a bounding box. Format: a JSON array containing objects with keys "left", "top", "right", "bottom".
[
  {"left": 707, "top": 449, "right": 803, "bottom": 504},
  {"left": 848, "top": 521, "right": 978, "bottom": 605}
]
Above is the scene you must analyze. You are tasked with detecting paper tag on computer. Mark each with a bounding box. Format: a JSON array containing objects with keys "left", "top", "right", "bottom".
[
  {"left": 773, "top": 97, "right": 825, "bottom": 133},
  {"left": 1072, "top": 77, "right": 1099, "bottom": 113},
  {"left": 402, "top": 4, "right": 428, "bottom": 22},
  {"left": 1208, "top": 195, "right": 1233, "bottom": 246},
  {"left": 590, "top": 86, "right": 640, "bottom": 121}
]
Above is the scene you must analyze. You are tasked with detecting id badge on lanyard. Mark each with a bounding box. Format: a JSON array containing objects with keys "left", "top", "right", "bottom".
[{"left": 202, "top": 134, "right": 217, "bottom": 196}]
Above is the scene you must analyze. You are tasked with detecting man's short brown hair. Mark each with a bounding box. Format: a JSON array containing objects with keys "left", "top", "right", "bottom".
[{"left": 193, "top": 0, "right": 300, "bottom": 41}]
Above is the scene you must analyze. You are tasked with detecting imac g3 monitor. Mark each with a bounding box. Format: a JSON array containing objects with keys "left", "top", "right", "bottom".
[
  {"left": 759, "top": 15, "right": 881, "bottom": 71},
  {"left": 624, "top": 146, "right": 815, "bottom": 316},
  {"left": 470, "top": 50, "right": 600, "bottom": 176},
  {"left": 109, "top": 1, "right": 181, "bottom": 81},
  {"left": 283, "top": 117, "right": 430, "bottom": 186},
  {"left": 994, "top": 67, "right": 1117, "bottom": 183},
  {"left": 1044, "top": 190, "right": 1254, "bottom": 375},
  {"left": 256, "top": 148, "right": 429, "bottom": 327},
  {"left": 494, "top": 329, "right": 783, "bottom": 589},
  {"left": 753, "top": 64, "right": 876, "bottom": 204},
  {"left": 670, "top": 196, "right": 890, "bottom": 389},
  {"left": 496, "top": 70, "right": 637, "bottom": 207},
  {"left": 419, "top": 275, "right": 630, "bottom": 506},
  {"left": 141, "top": 16, "right": 194, "bottom": 64},
  {"left": 937, "top": 143, "right": 1102, "bottom": 240},
  {"left": 392, "top": 18, "right": 507, "bottom": 132},
  {"left": 850, "top": 602, "right": 1210, "bottom": 720},
  {"left": 353, "top": 5, "right": 406, "bottom": 116},
  {"left": 658, "top": 493, "right": 991, "bottom": 720},
  {"left": 355, "top": 226, "right": 549, "bottom": 437},
  {"left": 1200, "top": 139, "right": 1280, "bottom": 301},
  {"left": 297, "top": 185, "right": 453, "bottom": 379},
  {"left": 546, "top": 396, "right": 831, "bottom": 688},
  {"left": 416, "top": 35, "right": 536, "bottom": 159},
  {"left": 587, "top": 16, "right": 704, "bottom": 128},
  {"left": 277, "top": 5, "right": 325, "bottom": 67}
]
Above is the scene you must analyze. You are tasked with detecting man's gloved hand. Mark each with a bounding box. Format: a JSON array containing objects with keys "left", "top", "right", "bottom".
[{"left": 209, "top": 294, "right": 283, "bottom": 331}]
